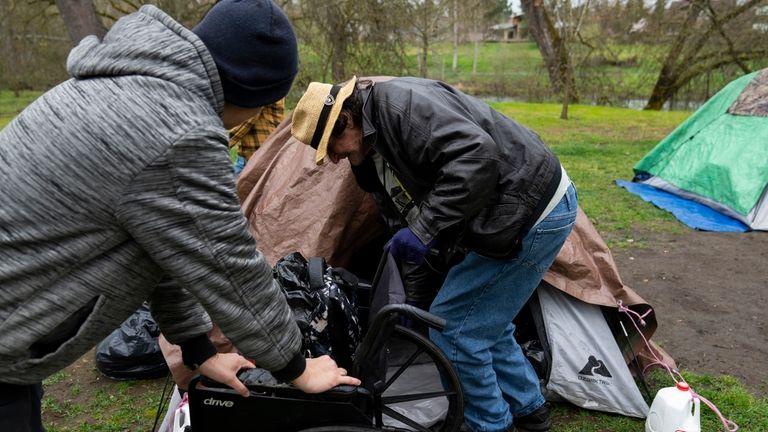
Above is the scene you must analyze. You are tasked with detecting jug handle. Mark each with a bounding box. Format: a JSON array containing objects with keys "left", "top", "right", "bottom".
[{"left": 692, "top": 397, "right": 700, "bottom": 422}]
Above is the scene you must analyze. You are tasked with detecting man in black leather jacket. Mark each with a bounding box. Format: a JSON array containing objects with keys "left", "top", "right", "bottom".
[{"left": 292, "top": 76, "right": 578, "bottom": 432}]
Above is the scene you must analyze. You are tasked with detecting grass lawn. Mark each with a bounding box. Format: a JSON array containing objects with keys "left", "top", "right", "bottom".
[
  {"left": 487, "top": 101, "right": 692, "bottom": 246},
  {"left": 0, "top": 90, "right": 41, "bottom": 128},
  {"left": 551, "top": 368, "right": 768, "bottom": 431}
]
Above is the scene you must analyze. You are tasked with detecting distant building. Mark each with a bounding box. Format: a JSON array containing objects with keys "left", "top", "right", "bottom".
[
  {"left": 489, "top": 14, "right": 527, "bottom": 41},
  {"left": 629, "top": 18, "right": 647, "bottom": 34},
  {"left": 754, "top": 6, "right": 768, "bottom": 33}
]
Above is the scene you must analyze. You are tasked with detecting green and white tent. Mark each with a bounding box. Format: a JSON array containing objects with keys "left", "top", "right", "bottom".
[{"left": 633, "top": 69, "right": 768, "bottom": 230}]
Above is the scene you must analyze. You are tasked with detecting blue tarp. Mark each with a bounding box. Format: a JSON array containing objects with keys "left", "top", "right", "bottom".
[{"left": 615, "top": 180, "right": 749, "bottom": 233}]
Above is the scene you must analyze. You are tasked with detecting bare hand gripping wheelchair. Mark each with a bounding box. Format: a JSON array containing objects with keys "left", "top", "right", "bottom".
[{"left": 186, "top": 253, "right": 465, "bottom": 432}]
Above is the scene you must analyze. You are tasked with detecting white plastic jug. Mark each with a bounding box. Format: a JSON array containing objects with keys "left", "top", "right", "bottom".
[
  {"left": 171, "top": 393, "right": 191, "bottom": 432},
  {"left": 645, "top": 382, "right": 701, "bottom": 432}
]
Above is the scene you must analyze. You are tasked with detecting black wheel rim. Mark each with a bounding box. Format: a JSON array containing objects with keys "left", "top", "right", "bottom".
[{"left": 374, "top": 325, "right": 464, "bottom": 432}]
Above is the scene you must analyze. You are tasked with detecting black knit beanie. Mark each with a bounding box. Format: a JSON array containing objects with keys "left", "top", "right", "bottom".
[{"left": 193, "top": 0, "right": 298, "bottom": 108}]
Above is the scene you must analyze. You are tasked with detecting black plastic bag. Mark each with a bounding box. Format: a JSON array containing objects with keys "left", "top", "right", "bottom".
[
  {"left": 520, "top": 339, "right": 549, "bottom": 380},
  {"left": 274, "top": 252, "right": 361, "bottom": 370},
  {"left": 94, "top": 302, "right": 169, "bottom": 380}
]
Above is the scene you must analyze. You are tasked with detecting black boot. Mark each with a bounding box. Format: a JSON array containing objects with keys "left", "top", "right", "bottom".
[{"left": 513, "top": 403, "right": 552, "bottom": 431}]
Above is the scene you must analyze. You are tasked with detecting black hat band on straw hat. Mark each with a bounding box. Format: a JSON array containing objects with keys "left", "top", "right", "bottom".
[{"left": 309, "top": 84, "right": 342, "bottom": 150}]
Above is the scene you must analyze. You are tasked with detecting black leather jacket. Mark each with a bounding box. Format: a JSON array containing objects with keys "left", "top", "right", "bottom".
[{"left": 354, "top": 78, "right": 560, "bottom": 259}]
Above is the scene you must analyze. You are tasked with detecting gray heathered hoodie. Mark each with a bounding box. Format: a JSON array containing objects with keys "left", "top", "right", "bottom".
[{"left": 0, "top": 5, "right": 301, "bottom": 385}]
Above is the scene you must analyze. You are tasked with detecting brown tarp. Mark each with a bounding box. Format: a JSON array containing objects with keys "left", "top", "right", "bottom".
[
  {"left": 546, "top": 209, "right": 650, "bottom": 309},
  {"left": 235, "top": 113, "right": 385, "bottom": 267},
  {"left": 728, "top": 68, "right": 768, "bottom": 117},
  {"left": 161, "top": 112, "right": 671, "bottom": 389}
]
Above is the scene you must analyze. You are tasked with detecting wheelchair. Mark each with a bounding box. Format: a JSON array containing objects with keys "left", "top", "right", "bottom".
[{"left": 184, "top": 253, "right": 465, "bottom": 432}]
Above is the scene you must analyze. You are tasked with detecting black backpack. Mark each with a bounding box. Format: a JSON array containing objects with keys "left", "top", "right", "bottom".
[{"left": 273, "top": 252, "right": 361, "bottom": 370}]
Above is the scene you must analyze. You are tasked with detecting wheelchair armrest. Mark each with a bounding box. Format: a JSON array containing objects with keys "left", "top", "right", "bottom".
[
  {"left": 244, "top": 383, "right": 366, "bottom": 401},
  {"left": 352, "top": 304, "right": 446, "bottom": 380},
  {"left": 375, "top": 303, "right": 446, "bottom": 331},
  {"left": 190, "top": 374, "right": 369, "bottom": 402}
]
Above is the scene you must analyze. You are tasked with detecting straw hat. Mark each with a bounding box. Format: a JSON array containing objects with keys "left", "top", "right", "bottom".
[{"left": 291, "top": 77, "right": 357, "bottom": 165}]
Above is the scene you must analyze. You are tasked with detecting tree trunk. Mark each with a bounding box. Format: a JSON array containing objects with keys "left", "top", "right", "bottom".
[
  {"left": 521, "top": 0, "right": 558, "bottom": 91},
  {"left": 452, "top": 0, "right": 458, "bottom": 72},
  {"left": 644, "top": 66, "right": 678, "bottom": 110},
  {"left": 520, "top": 0, "right": 577, "bottom": 101},
  {"left": 644, "top": 0, "right": 765, "bottom": 110},
  {"left": 419, "top": 0, "right": 433, "bottom": 78},
  {"left": 556, "top": 39, "right": 579, "bottom": 103},
  {"left": 643, "top": 1, "right": 701, "bottom": 110},
  {"left": 54, "top": 0, "right": 105, "bottom": 45},
  {"left": 328, "top": 5, "right": 347, "bottom": 81},
  {"left": 560, "top": 93, "right": 570, "bottom": 119},
  {"left": 420, "top": 35, "right": 429, "bottom": 78},
  {"left": 560, "top": 63, "right": 572, "bottom": 119}
]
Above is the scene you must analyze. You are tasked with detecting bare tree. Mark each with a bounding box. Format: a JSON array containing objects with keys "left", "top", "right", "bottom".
[
  {"left": 451, "top": 0, "right": 459, "bottom": 71},
  {"left": 409, "top": 0, "right": 451, "bottom": 77},
  {"left": 54, "top": 0, "right": 106, "bottom": 44},
  {"left": 94, "top": 1, "right": 213, "bottom": 32},
  {"left": 324, "top": 1, "right": 353, "bottom": 80},
  {"left": 552, "top": 0, "right": 594, "bottom": 118},
  {"left": 0, "top": 0, "right": 220, "bottom": 92},
  {"left": 26, "top": 0, "right": 213, "bottom": 49},
  {"left": 0, "top": 0, "right": 70, "bottom": 91},
  {"left": 352, "top": 0, "right": 410, "bottom": 76},
  {"left": 644, "top": 0, "right": 768, "bottom": 110},
  {"left": 291, "top": 0, "right": 366, "bottom": 81},
  {"left": 449, "top": 0, "right": 508, "bottom": 74},
  {"left": 290, "top": 0, "right": 408, "bottom": 83},
  {"left": 520, "top": 0, "right": 578, "bottom": 100},
  {"left": 521, "top": 0, "right": 594, "bottom": 118}
]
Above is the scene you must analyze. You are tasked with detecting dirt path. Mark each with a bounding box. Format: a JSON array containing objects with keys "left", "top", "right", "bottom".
[{"left": 611, "top": 230, "right": 768, "bottom": 397}]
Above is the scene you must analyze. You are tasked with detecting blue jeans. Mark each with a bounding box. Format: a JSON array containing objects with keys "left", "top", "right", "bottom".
[{"left": 429, "top": 185, "right": 577, "bottom": 432}]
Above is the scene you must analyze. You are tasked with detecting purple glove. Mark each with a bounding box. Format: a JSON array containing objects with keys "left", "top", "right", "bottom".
[{"left": 387, "top": 227, "right": 435, "bottom": 264}]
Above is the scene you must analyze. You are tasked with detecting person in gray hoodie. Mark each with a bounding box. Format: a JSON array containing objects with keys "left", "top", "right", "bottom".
[{"left": 0, "top": 1, "right": 359, "bottom": 430}]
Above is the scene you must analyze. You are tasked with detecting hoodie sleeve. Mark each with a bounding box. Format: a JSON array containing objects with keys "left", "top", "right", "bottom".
[{"left": 115, "top": 126, "right": 303, "bottom": 374}]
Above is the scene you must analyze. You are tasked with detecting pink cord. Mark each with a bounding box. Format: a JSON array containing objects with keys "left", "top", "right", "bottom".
[{"left": 617, "top": 301, "right": 739, "bottom": 431}]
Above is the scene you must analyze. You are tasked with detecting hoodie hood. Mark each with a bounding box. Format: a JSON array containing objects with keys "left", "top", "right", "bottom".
[{"left": 67, "top": 5, "right": 224, "bottom": 116}]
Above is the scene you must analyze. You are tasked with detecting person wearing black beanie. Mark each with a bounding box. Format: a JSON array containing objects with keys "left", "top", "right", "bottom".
[
  {"left": 0, "top": 2, "right": 354, "bottom": 430},
  {"left": 193, "top": 0, "right": 299, "bottom": 109}
]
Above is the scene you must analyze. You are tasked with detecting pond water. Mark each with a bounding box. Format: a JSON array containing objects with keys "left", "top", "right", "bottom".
[{"left": 482, "top": 96, "right": 703, "bottom": 111}]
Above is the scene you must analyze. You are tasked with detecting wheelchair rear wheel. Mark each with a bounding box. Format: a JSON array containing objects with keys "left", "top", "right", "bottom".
[{"left": 372, "top": 325, "right": 464, "bottom": 432}]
